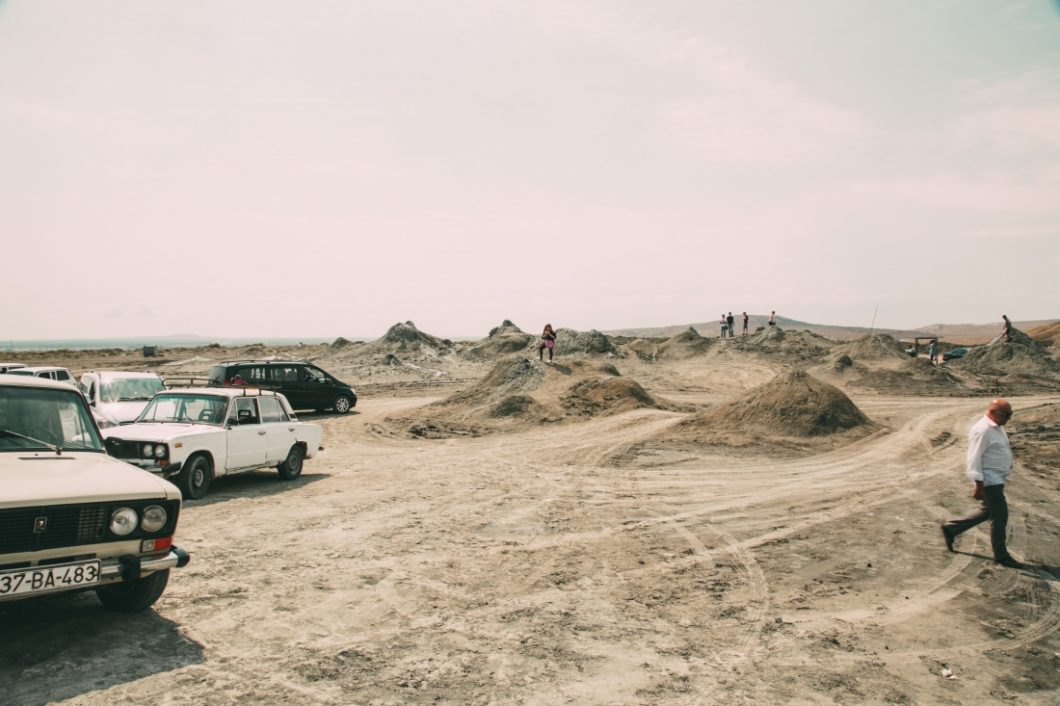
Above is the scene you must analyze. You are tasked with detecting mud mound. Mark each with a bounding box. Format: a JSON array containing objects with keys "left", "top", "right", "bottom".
[
  {"left": 656, "top": 327, "right": 715, "bottom": 360},
  {"left": 957, "top": 327, "right": 1058, "bottom": 378},
  {"left": 679, "top": 371, "right": 872, "bottom": 438},
  {"left": 488, "top": 320, "right": 524, "bottom": 337},
  {"left": 442, "top": 357, "right": 546, "bottom": 407},
  {"left": 839, "top": 334, "right": 909, "bottom": 362},
  {"left": 562, "top": 377, "right": 663, "bottom": 417},
  {"left": 464, "top": 321, "right": 534, "bottom": 358},
  {"left": 363, "top": 321, "right": 453, "bottom": 357},
  {"left": 850, "top": 357, "right": 965, "bottom": 394},
  {"left": 728, "top": 327, "right": 834, "bottom": 360},
  {"left": 390, "top": 358, "right": 677, "bottom": 437},
  {"left": 330, "top": 337, "right": 362, "bottom": 350},
  {"left": 554, "top": 328, "right": 618, "bottom": 356}
]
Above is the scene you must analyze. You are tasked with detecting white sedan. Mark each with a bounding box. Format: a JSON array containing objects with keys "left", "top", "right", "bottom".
[{"left": 102, "top": 388, "right": 323, "bottom": 500}]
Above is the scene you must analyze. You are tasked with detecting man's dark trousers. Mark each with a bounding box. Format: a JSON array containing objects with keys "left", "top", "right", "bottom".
[{"left": 943, "top": 484, "right": 1010, "bottom": 560}]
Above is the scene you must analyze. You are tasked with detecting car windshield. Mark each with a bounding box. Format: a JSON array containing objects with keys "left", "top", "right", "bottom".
[
  {"left": 138, "top": 393, "right": 227, "bottom": 425},
  {"left": 101, "top": 377, "right": 165, "bottom": 403},
  {"left": 0, "top": 385, "right": 105, "bottom": 452}
]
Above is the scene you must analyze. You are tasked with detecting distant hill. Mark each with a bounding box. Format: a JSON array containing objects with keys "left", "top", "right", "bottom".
[
  {"left": 605, "top": 316, "right": 1058, "bottom": 344},
  {"left": 605, "top": 316, "right": 920, "bottom": 342},
  {"left": 1027, "top": 321, "right": 1060, "bottom": 345},
  {"left": 912, "top": 320, "right": 1059, "bottom": 345},
  {"left": 5, "top": 335, "right": 335, "bottom": 352}
]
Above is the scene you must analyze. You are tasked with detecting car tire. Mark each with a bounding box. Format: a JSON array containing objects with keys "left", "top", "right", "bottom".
[
  {"left": 178, "top": 454, "right": 212, "bottom": 500},
  {"left": 277, "top": 444, "right": 304, "bottom": 481},
  {"left": 333, "top": 394, "right": 353, "bottom": 414},
  {"left": 96, "top": 569, "right": 170, "bottom": 612}
]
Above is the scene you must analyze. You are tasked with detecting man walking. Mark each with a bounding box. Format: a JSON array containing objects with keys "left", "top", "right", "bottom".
[
  {"left": 742, "top": 311, "right": 749, "bottom": 335},
  {"left": 1002, "top": 314, "right": 1012, "bottom": 342},
  {"left": 928, "top": 339, "right": 938, "bottom": 366},
  {"left": 726, "top": 312, "right": 735, "bottom": 338},
  {"left": 941, "top": 399, "right": 1024, "bottom": 568}
]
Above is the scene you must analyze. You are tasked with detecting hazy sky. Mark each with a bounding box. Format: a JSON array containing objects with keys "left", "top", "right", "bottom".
[{"left": 2, "top": 1, "right": 1059, "bottom": 340}]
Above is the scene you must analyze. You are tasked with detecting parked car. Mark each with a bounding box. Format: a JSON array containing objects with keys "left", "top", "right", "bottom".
[
  {"left": 206, "top": 360, "right": 357, "bottom": 414},
  {"left": 80, "top": 371, "right": 166, "bottom": 429},
  {"left": 0, "top": 363, "right": 26, "bottom": 374},
  {"left": 102, "top": 387, "right": 323, "bottom": 500},
  {"left": 0, "top": 374, "right": 190, "bottom": 611},
  {"left": 943, "top": 347, "right": 969, "bottom": 362},
  {"left": 5, "top": 366, "right": 76, "bottom": 387}
]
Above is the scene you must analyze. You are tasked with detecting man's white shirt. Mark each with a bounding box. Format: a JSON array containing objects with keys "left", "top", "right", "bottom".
[{"left": 966, "top": 415, "right": 1013, "bottom": 486}]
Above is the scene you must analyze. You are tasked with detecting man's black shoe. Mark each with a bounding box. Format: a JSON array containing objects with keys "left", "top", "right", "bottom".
[
  {"left": 996, "top": 556, "right": 1024, "bottom": 569},
  {"left": 940, "top": 525, "right": 955, "bottom": 552}
]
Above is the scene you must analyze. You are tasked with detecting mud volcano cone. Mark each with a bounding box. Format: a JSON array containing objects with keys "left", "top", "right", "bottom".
[{"left": 694, "top": 370, "right": 871, "bottom": 436}]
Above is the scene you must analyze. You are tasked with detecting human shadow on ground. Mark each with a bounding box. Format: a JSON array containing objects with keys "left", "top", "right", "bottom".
[
  {"left": 954, "top": 550, "right": 1057, "bottom": 582},
  {"left": 0, "top": 592, "right": 204, "bottom": 706}
]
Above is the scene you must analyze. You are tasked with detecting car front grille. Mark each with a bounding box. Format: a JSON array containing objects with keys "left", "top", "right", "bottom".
[
  {"left": 0, "top": 504, "right": 111, "bottom": 554},
  {"left": 106, "top": 438, "right": 142, "bottom": 460}
]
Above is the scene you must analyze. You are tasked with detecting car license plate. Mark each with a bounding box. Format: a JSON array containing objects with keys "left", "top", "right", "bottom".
[{"left": 0, "top": 560, "right": 101, "bottom": 597}]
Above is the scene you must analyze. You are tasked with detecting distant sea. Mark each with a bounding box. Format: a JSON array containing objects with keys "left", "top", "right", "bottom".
[{"left": 3, "top": 336, "right": 339, "bottom": 353}]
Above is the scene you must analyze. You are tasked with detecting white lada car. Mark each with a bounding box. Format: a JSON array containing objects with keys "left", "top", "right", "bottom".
[
  {"left": 102, "top": 388, "right": 323, "bottom": 500},
  {"left": 0, "top": 374, "right": 190, "bottom": 612}
]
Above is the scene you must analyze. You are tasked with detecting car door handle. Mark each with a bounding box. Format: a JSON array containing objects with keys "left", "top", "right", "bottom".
[{"left": 257, "top": 430, "right": 266, "bottom": 435}]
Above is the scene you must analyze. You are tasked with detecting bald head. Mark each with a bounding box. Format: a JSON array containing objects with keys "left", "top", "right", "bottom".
[{"left": 987, "top": 398, "right": 1012, "bottom": 426}]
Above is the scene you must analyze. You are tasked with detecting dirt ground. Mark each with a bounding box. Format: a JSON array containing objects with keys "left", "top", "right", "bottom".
[{"left": 2, "top": 333, "right": 1059, "bottom": 705}]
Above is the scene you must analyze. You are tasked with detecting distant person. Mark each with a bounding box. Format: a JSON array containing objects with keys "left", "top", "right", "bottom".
[
  {"left": 928, "top": 339, "right": 938, "bottom": 366},
  {"left": 941, "top": 399, "right": 1024, "bottom": 569},
  {"left": 538, "top": 324, "right": 557, "bottom": 362},
  {"left": 719, "top": 315, "right": 727, "bottom": 338},
  {"left": 768, "top": 310, "right": 776, "bottom": 327},
  {"left": 1002, "top": 314, "right": 1012, "bottom": 342},
  {"left": 229, "top": 374, "right": 248, "bottom": 386},
  {"left": 742, "top": 311, "right": 749, "bottom": 335},
  {"left": 726, "top": 312, "right": 735, "bottom": 338}
]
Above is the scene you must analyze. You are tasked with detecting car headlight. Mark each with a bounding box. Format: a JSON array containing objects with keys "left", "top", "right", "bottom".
[
  {"left": 140, "top": 505, "right": 167, "bottom": 532},
  {"left": 110, "top": 507, "right": 139, "bottom": 536},
  {"left": 154, "top": 444, "right": 167, "bottom": 459},
  {"left": 141, "top": 443, "right": 154, "bottom": 458}
]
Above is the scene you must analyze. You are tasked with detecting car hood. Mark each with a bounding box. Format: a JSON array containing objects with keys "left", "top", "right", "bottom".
[
  {"left": 103, "top": 423, "right": 223, "bottom": 442},
  {"left": 96, "top": 400, "right": 152, "bottom": 425},
  {"left": 0, "top": 452, "right": 180, "bottom": 507}
]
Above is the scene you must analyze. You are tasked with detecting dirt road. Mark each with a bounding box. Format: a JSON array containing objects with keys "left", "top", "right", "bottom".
[{"left": 2, "top": 371, "right": 1058, "bottom": 704}]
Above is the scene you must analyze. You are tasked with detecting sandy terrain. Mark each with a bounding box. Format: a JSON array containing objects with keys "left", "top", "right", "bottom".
[{"left": 2, "top": 324, "right": 1059, "bottom": 705}]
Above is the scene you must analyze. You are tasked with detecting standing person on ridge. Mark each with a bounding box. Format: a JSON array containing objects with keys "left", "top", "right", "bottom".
[
  {"left": 719, "top": 314, "right": 727, "bottom": 338},
  {"left": 928, "top": 339, "right": 938, "bottom": 366},
  {"left": 941, "top": 398, "right": 1025, "bottom": 569},
  {"left": 538, "top": 324, "right": 557, "bottom": 362},
  {"left": 726, "top": 312, "right": 735, "bottom": 338},
  {"left": 1002, "top": 314, "right": 1012, "bottom": 342},
  {"left": 768, "top": 310, "right": 776, "bottom": 327},
  {"left": 742, "top": 311, "right": 749, "bottom": 335}
]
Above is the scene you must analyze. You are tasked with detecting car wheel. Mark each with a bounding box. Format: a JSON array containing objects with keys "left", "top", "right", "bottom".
[
  {"left": 333, "top": 395, "right": 352, "bottom": 414},
  {"left": 179, "top": 454, "right": 212, "bottom": 500},
  {"left": 96, "top": 569, "right": 170, "bottom": 612},
  {"left": 277, "top": 444, "right": 304, "bottom": 481}
]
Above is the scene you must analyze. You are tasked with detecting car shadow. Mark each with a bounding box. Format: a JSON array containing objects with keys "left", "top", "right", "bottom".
[
  {"left": 296, "top": 410, "right": 361, "bottom": 421},
  {"left": 189, "top": 470, "right": 330, "bottom": 507},
  {"left": 0, "top": 592, "right": 204, "bottom": 705}
]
